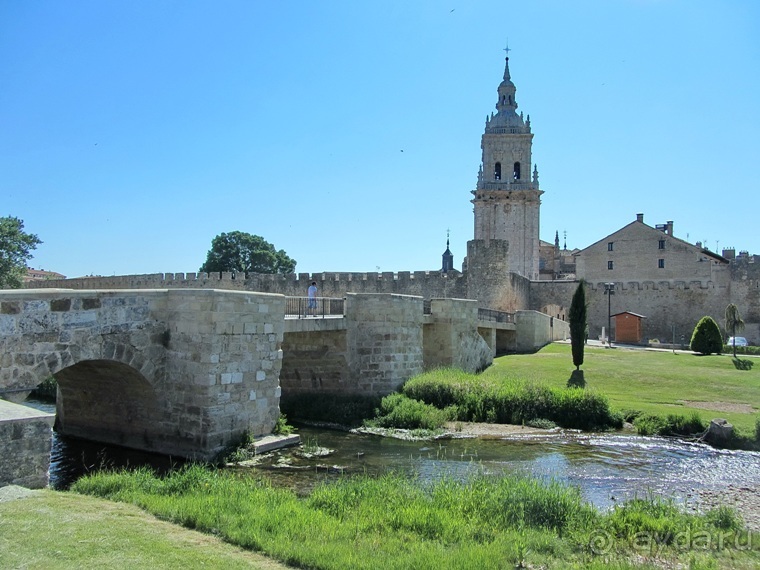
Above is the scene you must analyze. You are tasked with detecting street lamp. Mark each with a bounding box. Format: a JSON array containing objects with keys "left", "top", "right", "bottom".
[{"left": 604, "top": 282, "right": 615, "bottom": 346}]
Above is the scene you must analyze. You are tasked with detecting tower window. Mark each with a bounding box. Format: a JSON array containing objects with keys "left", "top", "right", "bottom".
[
  {"left": 658, "top": 239, "right": 665, "bottom": 249},
  {"left": 608, "top": 242, "right": 614, "bottom": 251},
  {"left": 494, "top": 162, "right": 501, "bottom": 181},
  {"left": 608, "top": 261, "right": 614, "bottom": 270},
  {"left": 658, "top": 259, "right": 665, "bottom": 269},
  {"left": 513, "top": 162, "right": 521, "bottom": 180}
]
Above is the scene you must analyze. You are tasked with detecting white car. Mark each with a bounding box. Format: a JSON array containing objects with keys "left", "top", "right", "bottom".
[{"left": 726, "top": 336, "right": 748, "bottom": 347}]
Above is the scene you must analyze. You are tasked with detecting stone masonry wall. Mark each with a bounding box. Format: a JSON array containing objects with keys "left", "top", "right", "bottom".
[
  {"left": 280, "top": 329, "right": 348, "bottom": 395},
  {"left": 531, "top": 279, "right": 760, "bottom": 345},
  {"left": 465, "top": 239, "right": 531, "bottom": 312},
  {"left": 0, "top": 399, "right": 55, "bottom": 489},
  {"left": 424, "top": 298, "right": 493, "bottom": 373},
  {"left": 0, "top": 288, "right": 285, "bottom": 460},
  {"left": 514, "top": 310, "right": 570, "bottom": 352},
  {"left": 345, "top": 293, "right": 424, "bottom": 395}
]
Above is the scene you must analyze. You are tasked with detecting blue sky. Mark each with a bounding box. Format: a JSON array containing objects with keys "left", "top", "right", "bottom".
[{"left": 2, "top": 0, "right": 758, "bottom": 278}]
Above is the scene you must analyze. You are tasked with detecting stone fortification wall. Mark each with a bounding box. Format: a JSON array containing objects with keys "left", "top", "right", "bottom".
[
  {"left": 531, "top": 279, "right": 760, "bottom": 345},
  {"left": 0, "top": 399, "right": 54, "bottom": 488},
  {"left": 30, "top": 270, "right": 469, "bottom": 302},
  {"left": 514, "top": 310, "right": 570, "bottom": 352},
  {"left": 465, "top": 239, "right": 531, "bottom": 312}
]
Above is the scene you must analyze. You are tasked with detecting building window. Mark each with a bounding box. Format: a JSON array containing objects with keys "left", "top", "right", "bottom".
[
  {"left": 608, "top": 242, "right": 614, "bottom": 251},
  {"left": 513, "top": 162, "right": 521, "bottom": 180},
  {"left": 494, "top": 162, "right": 501, "bottom": 181},
  {"left": 608, "top": 261, "right": 614, "bottom": 270},
  {"left": 658, "top": 239, "right": 665, "bottom": 250},
  {"left": 658, "top": 259, "right": 665, "bottom": 269}
]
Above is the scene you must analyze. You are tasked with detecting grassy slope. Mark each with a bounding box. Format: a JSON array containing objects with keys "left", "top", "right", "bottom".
[
  {"left": 486, "top": 344, "right": 760, "bottom": 434},
  {"left": 0, "top": 491, "right": 290, "bottom": 570}
]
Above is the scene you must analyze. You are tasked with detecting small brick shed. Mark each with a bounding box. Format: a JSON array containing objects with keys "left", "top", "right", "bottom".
[{"left": 612, "top": 311, "right": 646, "bottom": 344}]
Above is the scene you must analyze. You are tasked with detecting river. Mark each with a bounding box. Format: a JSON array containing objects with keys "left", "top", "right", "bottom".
[{"left": 25, "top": 399, "right": 760, "bottom": 511}]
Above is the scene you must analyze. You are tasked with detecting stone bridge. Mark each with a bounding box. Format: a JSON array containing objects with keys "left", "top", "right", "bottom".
[
  {"left": 1, "top": 288, "right": 568, "bottom": 485},
  {"left": 1, "top": 288, "right": 285, "bottom": 462}
]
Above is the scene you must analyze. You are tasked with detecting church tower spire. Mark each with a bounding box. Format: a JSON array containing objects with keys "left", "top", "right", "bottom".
[{"left": 471, "top": 47, "right": 544, "bottom": 280}]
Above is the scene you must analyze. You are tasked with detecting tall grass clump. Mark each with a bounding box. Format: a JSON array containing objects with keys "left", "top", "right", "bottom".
[
  {"left": 633, "top": 412, "right": 706, "bottom": 437},
  {"left": 401, "top": 368, "right": 622, "bottom": 430},
  {"left": 363, "top": 393, "right": 455, "bottom": 430}
]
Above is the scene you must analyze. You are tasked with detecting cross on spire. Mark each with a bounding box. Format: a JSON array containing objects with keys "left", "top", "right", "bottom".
[{"left": 503, "top": 41, "right": 511, "bottom": 57}]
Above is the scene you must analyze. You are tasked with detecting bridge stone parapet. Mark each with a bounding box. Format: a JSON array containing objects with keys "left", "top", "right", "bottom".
[{"left": 0, "top": 288, "right": 284, "bottom": 461}]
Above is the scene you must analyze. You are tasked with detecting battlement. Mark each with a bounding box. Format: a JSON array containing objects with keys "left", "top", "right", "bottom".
[
  {"left": 28, "top": 269, "right": 468, "bottom": 301},
  {"left": 585, "top": 280, "right": 716, "bottom": 292}
]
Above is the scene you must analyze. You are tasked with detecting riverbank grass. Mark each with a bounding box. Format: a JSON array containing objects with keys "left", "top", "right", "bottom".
[
  {"left": 69, "top": 465, "right": 759, "bottom": 570},
  {"left": 491, "top": 343, "right": 760, "bottom": 437}
]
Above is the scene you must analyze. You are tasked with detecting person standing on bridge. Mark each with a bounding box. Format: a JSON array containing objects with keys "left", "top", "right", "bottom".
[{"left": 307, "top": 281, "right": 317, "bottom": 316}]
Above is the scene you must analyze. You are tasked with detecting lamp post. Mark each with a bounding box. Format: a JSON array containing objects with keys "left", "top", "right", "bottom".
[{"left": 604, "top": 282, "right": 615, "bottom": 346}]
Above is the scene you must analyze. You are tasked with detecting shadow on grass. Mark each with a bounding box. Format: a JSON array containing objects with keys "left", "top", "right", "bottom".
[
  {"left": 732, "top": 358, "right": 754, "bottom": 371},
  {"left": 567, "top": 370, "right": 586, "bottom": 388}
]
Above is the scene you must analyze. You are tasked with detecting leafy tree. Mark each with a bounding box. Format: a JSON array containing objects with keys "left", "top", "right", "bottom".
[
  {"left": 0, "top": 216, "right": 42, "bottom": 289},
  {"left": 689, "top": 316, "right": 723, "bottom": 355},
  {"left": 568, "top": 280, "right": 587, "bottom": 370},
  {"left": 724, "top": 303, "right": 745, "bottom": 358},
  {"left": 200, "top": 231, "right": 296, "bottom": 275}
]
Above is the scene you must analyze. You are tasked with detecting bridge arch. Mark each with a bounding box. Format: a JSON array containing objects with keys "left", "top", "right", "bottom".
[{"left": 53, "top": 358, "right": 167, "bottom": 452}]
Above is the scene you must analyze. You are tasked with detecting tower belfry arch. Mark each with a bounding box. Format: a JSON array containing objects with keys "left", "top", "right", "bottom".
[{"left": 471, "top": 49, "right": 543, "bottom": 280}]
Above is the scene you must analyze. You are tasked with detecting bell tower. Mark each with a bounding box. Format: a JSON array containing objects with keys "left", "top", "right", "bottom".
[{"left": 471, "top": 48, "right": 543, "bottom": 280}]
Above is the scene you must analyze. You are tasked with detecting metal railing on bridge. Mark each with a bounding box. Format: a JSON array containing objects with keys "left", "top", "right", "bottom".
[
  {"left": 478, "top": 307, "right": 515, "bottom": 324},
  {"left": 285, "top": 297, "right": 345, "bottom": 319}
]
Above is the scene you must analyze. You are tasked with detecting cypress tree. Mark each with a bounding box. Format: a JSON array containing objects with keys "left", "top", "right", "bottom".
[{"left": 569, "top": 280, "right": 587, "bottom": 370}]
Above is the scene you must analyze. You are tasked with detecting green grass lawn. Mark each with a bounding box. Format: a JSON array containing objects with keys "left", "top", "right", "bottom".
[
  {"left": 486, "top": 344, "right": 760, "bottom": 435},
  {"left": 0, "top": 490, "right": 289, "bottom": 570}
]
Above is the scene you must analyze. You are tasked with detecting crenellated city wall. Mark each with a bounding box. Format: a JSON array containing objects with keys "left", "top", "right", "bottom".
[
  {"left": 531, "top": 278, "right": 760, "bottom": 345},
  {"left": 31, "top": 269, "right": 469, "bottom": 301}
]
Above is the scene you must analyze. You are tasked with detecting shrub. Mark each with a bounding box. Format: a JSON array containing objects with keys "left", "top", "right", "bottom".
[
  {"left": 723, "top": 344, "right": 760, "bottom": 356},
  {"left": 30, "top": 376, "right": 57, "bottom": 401},
  {"left": 401, "top": 369, "right": 622, "bottom": 431},
  {"left": 689, "top": 316, "right": 723, "bottom": 355},
  {"left": 365, "top": 393, "right": 454, "bottom": 430},
  {"left": 633, "top": 412, "right": 705, "bottom": 436},
  {"left": 272, "top": 413, "right": 294, "bottom": 435}
]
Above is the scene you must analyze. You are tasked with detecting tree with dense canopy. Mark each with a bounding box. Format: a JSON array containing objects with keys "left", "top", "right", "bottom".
[
  {"left": 199, "top": 231, "right": 296, "bottom": 275},
  {"left": 724, "top": 303, "right": 745, "bottom": 358},
  {"left": 689, "top": 316, "right": 723, "bottom": 355},
  {"left": 0, "top": 216, "right": 42, "bottom": 289},
  {"left": 568, "top": 280, "right": 587, "bottom": 370}
]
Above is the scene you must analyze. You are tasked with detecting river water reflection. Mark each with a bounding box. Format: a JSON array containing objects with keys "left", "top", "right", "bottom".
[
  {"left": 243, "top": 426, "right": 760, "bottom": 510},
  {"left": 34, "top": 394, "right": 760, "bottom": 511}
]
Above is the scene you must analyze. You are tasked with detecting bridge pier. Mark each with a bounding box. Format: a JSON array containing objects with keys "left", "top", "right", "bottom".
[{"left": 0, "top": 399, "right": 54, "bottom": 488}]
